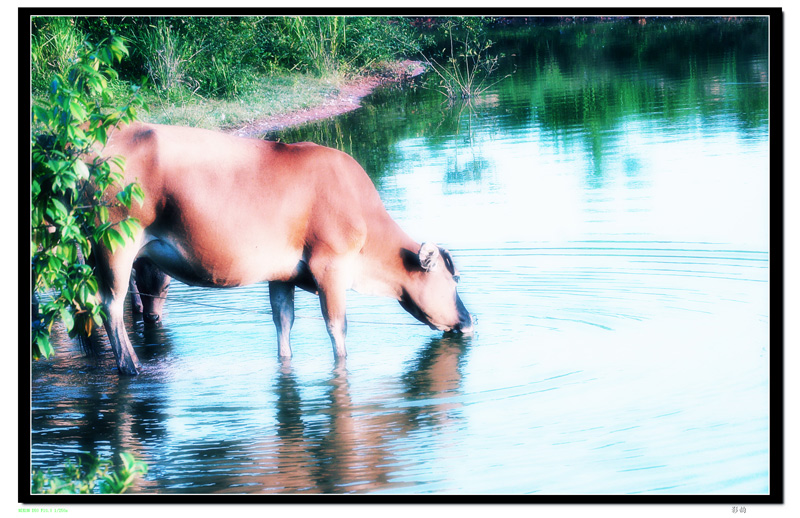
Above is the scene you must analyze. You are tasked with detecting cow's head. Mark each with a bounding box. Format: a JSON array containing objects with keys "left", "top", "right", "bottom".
[{"left": 400, "top": 243, "right": 474, "bottom": 334}]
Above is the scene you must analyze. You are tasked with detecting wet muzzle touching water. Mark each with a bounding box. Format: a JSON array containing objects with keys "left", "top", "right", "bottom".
[{"left": 451, "top": 296, "right": 475, "bottom": 334}]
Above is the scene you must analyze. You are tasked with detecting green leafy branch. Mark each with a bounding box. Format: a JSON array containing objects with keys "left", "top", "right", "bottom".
[
  {"left": 32, "top": 452, "right": 148, "bottom": 494},
  {"left": 31, "top": 32, "right": 148, "bottom": 359}
]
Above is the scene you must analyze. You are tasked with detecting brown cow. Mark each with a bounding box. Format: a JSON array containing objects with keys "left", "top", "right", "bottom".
[{"left": 89, "top": 122, "right": 474, "bottom": 375}]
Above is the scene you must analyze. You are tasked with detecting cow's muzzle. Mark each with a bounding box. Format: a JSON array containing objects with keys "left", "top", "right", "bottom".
[{"left": 449, "top": 313, "right": 476, "bottom": 335}]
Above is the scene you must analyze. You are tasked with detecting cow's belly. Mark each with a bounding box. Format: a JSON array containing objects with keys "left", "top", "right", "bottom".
[{"left": 139, "top": 234, "right": 302, "bottom": 288}]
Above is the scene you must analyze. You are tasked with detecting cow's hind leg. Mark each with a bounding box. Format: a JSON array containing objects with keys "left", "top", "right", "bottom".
[
  {"left": 133, "top": 257, "right": 170, "bottom": 322},
  {"left": 129, "top": 271, "right": 144, "bottom": 316},
  {"left": 269, "top": 281, "right": 295, "bottom": 358},
  {"left": 95, "top": 244, "right": 141, "bottom": 375}
]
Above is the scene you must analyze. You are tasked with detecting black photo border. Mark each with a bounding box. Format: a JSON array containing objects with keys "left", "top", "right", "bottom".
[{"left": 19, "top": 6, "right": 785, "bottom": 506}]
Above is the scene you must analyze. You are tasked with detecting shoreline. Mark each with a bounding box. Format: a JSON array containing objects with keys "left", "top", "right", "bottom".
[{"left": 229, "top": 60, "right": 426, "bottom": 138}]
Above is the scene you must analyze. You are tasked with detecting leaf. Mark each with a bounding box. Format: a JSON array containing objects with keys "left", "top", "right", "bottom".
[
  {"left": 118, "top": 218, "right": 135, "bottom": 239},
  {"left": 110, "top": 155, "right": 126, "bottom": 171},
  {"left": 115, "top": 189, "right": 132, "bottom": 208},
  {"left": 84, "top": 316, "right": 94, "bottom": 337},
  {"left": 119, "top": 452, "right": 135, "bottom": 470},
  {"left": 68, "top": 99, "right": 87, "bottom": 121},
  {"left": 78, "top": 284, "right": 89, "bottom": 305},
  {"left": 109, "top": 37, "right": 129, "bottom": 61},
  {"left": 34, "top": 331, "right": 53, "bottom": 359},
  {"left": 60, "top": 307, "right": 75, "bottom": 332},
  {"left": 32, "top": 105, "right": 51, "bottom": 125},
  {"left": 104, "top": 228, "right": 126, "bottom": 253},
  {"left": 95, "top": 220, "right": 113, "bottom": 237},
  {"left": 93, "top": 126, "right": 108, "bottom": 146},
  {"left": 131, "top": 184, "right": 145, "bottom": 206},
  {"left": 47, "top": 159, "right": 68, "bottom": 174},
  {"left": 74, "top": 160, "right": 90, "bottom": 180},
  {"left": 50, "top": 198, "right": 69, "bottom": 221}
]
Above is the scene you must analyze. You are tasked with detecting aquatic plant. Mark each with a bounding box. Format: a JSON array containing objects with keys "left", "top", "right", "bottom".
[{"left": 417, "top": 18, "right": 513, "bottom": 100}]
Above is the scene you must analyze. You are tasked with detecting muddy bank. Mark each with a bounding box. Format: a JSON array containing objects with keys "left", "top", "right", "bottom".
[{"left": 230, "top": 60, "right": 426, "bottom": 138}]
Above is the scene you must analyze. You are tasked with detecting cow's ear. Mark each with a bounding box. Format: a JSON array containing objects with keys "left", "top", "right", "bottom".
[{"left": 419, "top": 242, "right": 440, "bottom": 272}]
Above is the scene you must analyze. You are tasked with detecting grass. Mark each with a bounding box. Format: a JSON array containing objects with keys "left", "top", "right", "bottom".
[
  {"left": 30, "top": 69, "right": 348, "bottom": 134},
  {"left": 140, "top": 72, "right": 345, "bottom": 131},
  {"left": 30, "top": 16, "right": 400, "bottom": 134}
]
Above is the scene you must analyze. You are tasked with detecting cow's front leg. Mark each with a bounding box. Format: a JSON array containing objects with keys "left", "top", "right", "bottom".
[
  {"left": 319, "top": 290, "right": 347, "bottom": 358},
  {"left": 269, "top": 280, "right": 295, "bottom": 358},
  {"left": 319, "top": 286, "right": 348, "bottom": 358},
  {"left": 95, "top": 243, "right": 142, "bottom": 375},
  {"left": 104, "top": 302, "right": 141, "bottom": 375},
  {"left": 309, "top": 256, "right": 352, "bottom": 359}
]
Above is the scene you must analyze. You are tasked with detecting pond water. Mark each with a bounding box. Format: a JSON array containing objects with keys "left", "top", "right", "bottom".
[{"left": 30, "top": 19, "right": 773, "bottom": 495}]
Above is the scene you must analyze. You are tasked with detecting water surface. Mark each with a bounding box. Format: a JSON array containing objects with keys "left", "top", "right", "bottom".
[{"left": 31, "top": 19, "right": 772, "bottom": 495}]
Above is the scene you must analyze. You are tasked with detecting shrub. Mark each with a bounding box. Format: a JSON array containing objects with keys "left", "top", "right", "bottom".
[
  {"left": 32, "top": 452, "right": 148, "bottom": 494},
  {"left": 31, "top": 33, "right": 146, "bottom": 359}
]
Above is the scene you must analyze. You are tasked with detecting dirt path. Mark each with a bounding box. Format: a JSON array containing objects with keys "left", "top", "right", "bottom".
[{"left": 230, "top": 60, "right": 426, "bottom": 138}]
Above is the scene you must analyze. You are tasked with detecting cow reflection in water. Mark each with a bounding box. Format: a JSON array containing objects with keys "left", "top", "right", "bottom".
[
  {"left": 32, "top": 332, "right": 470, "bottom": 493},
  {"left": 221, "top": 335, "right": 471, "bottom": 494}
]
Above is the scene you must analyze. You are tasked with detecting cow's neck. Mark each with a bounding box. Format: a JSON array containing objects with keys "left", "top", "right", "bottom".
[{"left": 355, "top": 218, "right": 419, "bottom": 301}]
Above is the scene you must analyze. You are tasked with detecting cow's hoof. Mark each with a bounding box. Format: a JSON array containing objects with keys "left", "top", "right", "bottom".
[{"left": 118, "top": 363, "right": 140, "bottom": 376}]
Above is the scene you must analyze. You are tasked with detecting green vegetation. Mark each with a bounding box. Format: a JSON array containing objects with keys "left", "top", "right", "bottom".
[
  {"left": 31, "top": 16, "right": 422, "bottom": 130},
  {"left": 31, "top": 16, "right": 768, "bottom": 132},
  {"left": 31, "top": 33, "right": 145, "bottom": 360},
  {"left": 32, "top": 452, "right": 148, "bottom": 494},
  {"left": 270, "top": 16, "right": 416, "bottom": 77},
  {"left": 415, "top": 17, "right": 513, "bottom": 100},
  {"left": 29, "top": 16, "right": 532, "bottom": 129}
]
